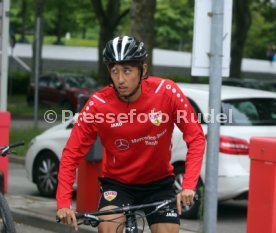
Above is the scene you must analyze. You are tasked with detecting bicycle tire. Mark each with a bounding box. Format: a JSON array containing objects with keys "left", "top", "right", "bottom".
[{"left": 0, "top": 193, "right": 16, "bottom": 233}]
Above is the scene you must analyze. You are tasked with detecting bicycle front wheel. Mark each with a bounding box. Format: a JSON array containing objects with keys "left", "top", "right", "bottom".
[{"left": 0, "top": 193, "right": 16, "bottom": 233}]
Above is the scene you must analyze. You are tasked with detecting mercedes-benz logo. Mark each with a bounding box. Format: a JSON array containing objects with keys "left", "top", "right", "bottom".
[{"left": 114, "top": 139, "right": 130, "bottom": 151}]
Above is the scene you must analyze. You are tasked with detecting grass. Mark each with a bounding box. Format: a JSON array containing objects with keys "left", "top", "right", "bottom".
[
  {"left": 64, "top": 38, "right": 98, "bottom": 47},
  {"left": 18, "top": 35, "right": 98, "bottom": 47},
  {"left": 8, "top": 94, "right": 63, "bottom": 157},
  {"left": 8, "top": 95, "right": 39, "bottom": 117},
  {"left": 7, "top": 95, "right": 64, "bottom": 118},
  {"left": 9, "top": 128, "right": 45, "bottom": 157}
]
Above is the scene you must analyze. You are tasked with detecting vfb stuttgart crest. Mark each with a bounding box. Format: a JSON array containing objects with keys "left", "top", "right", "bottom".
[
  {"left": 103, "top": 191, "right": 117, "bottom": 201},
  {"left": 148, "top": 110, "right": 162, "bottom": 126}
]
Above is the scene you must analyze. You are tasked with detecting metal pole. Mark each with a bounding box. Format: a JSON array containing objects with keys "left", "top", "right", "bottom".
[
  {"left": 34, "top": 17, "right": 41, "bottom": 128},
  {"left": 203, "top": 0, "right": 224, "bottom": 233},
  {"left": 0, "top": 0, "right": 10, "bottom": 111}
]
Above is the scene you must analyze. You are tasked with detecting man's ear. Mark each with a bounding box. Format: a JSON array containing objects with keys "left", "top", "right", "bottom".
[{"left": 142, "top": 64, "right": 148, "bottom": 77}]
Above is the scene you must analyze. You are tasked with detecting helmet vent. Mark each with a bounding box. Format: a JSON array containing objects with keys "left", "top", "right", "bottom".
[{"left": 103, "top": 36, "right": 148, "bottom": 64}]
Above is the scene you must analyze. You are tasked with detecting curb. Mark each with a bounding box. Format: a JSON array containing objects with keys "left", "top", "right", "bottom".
[
  {"left": 9, "top": 155, "right": 25, "bottom": 165},
  {"left": 12, "top": 209, "right": 95, "bottom": 233}
]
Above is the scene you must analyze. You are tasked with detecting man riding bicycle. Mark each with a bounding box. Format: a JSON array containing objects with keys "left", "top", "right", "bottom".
[{"left": 56, "top": 35, "right": 206, "bottom": 232}]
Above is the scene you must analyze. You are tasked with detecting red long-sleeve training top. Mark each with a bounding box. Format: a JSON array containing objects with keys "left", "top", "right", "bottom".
[{"left": 56, "top": 77, "right": 206, "bottom": 209}]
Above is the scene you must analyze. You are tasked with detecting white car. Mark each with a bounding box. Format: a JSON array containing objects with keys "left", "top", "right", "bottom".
[{"left": 25, "top": 84, "right": 276, "bottom": 219}]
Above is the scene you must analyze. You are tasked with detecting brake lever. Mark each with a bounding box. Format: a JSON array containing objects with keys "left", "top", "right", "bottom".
[
  {"left": 0, "top": 147, "right": 10, "bottom": 156},
  {"left": 56, "top": 216, "right": 61, "bottom": 223}
]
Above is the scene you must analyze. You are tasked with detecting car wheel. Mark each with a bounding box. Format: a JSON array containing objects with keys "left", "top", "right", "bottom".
[
  {"left": 34, "top": 151, "right": 59, "bottom": 197},
  {"left": 173, "top": 164, "right": 204, "bottom": 219}
]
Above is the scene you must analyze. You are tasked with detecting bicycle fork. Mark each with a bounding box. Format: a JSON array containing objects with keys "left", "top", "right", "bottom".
[{"left": 125, "top": 210, "right": 139, "bottom": 233}]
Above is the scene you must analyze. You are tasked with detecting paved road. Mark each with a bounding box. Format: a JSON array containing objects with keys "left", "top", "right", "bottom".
[
  {"left": 8, "top": 162, "right": 247, "bottom": 233},
  {"left": 16, "top": 222, "right": 56, "bottom": 233}
]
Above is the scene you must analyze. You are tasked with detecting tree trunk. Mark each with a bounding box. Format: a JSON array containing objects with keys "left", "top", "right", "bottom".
[
  {"left": 230, "top": 0, "right": 252, "bottom": 79},
  {"left": 97, "top": 26, "right": 115, "bottom": 85},
  {"left": 19, "top": 0, "right": 28, "bottom": 43},
  {"left": 32, "top": 0, "right": 44, "bottom": 78},
  {"left": 130, "top": 0, "right": 156, "bottom": 75},
  {"left": 91, "top": 0, "right": 129, "bottom": 85},
  {"left": 54, "top": 2, "right": 63, "bottom": 45}
]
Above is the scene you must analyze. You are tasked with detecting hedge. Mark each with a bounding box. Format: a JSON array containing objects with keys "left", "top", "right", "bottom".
[{"left": 8, "top": 71, "right": 31, "bottom": 95}]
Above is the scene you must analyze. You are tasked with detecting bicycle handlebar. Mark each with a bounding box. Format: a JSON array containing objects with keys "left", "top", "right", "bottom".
[
  {"left": 56, "top": 191, "right": 198, "bottom": 229},
  {"left": 76, "top": 197, "right": 176, "bottom": 219},
  {"left": 56, "top": 198, "right": 176, "bottom": 225},
  {"left": 0, "top": 141, "right": 25, "bottom": 156}
]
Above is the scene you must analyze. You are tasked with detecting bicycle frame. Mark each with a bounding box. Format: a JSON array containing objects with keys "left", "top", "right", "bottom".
[
  {"left": 125, "top": 210, "right": 139, "bottom": 233},
  {"left": 72, "top": 198, "right": 176, "bottom": 233},
  {"left": 0, "top": 141, "right": 24, "bottom": 233}
]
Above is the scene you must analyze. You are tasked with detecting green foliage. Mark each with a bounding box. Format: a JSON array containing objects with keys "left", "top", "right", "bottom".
[
  {"left": 10, "top": 0, "right": 97, "bottom": 44},
  {"left": 8, "top": 71, "right": 30, "bottom": 95},
  {"left": 74, "top": 9, "right": 99, "bottom": 41},
  {"left": 155, "top": 0, "right": 194, "bottom": 51},
  {"left": 44, "top": 0, "right": 97, "bottom": 42},
  {"left": 9, "top": 0, "right": 276, "bottom": 61},
  {"left": 116, "top": 0, "right": 132, "bottom": 35},
  {"left": 10, "top": 0, "right": 34, "bottom": 42},
  {"left": 244, "top": 1, "right": 276, "bottom": 59},
  {"left": 244, "top": 12, "right": 269, "bottom": 59}
]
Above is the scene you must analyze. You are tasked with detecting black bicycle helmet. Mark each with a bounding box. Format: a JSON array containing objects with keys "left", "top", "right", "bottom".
[{"left": 103, "top": 36, "right": 148, "bottom": 64}]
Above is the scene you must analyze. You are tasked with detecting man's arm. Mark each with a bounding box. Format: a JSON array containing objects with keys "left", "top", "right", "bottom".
[
  {"left": 169, "top": 81, "right": 206, "bottom": 212},
  {"left": 170, "top": 82, "right": 206, "bottom": 189},
  {"left": 56, "top": 101, "right": 98, "bottom": 209}
]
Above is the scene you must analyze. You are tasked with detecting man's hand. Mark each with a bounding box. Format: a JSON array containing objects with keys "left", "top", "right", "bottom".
[
  {"left": 176, "top": 189, "right": 195, "bottom": 215},
  {"left": 57, "top": 208, "right": 78, "bottom": 231}
]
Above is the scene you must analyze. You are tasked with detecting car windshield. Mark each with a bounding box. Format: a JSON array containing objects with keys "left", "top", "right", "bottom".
[
  {"left": 222, "top": 79, "right": 276, "bottom": 93},
  {"left": 64, "top": 75, "right": 98, "bottom": 89},
  {"left": 259, "top": 82, "right": 276, "bottom": 92},
  {"left": 222, "top": 98, "right": 276, "bottom": 126}
]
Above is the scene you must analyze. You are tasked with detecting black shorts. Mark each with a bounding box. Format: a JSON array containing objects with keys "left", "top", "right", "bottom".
[{"left": 98, "top": 176, "right": 180, "bottom": 226}]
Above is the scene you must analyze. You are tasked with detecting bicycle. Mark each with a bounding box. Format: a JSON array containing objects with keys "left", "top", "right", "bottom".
[
  {"left": 0, "top": 141, "right": 25, "bottom": 233},
  {"left": 57, "top": 195, "right": 197, "bottom": 233}
]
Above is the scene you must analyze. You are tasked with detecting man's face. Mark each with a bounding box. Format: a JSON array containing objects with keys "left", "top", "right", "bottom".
[{"left": 109, "top": 63, "right": 141, "bottom": 97}]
